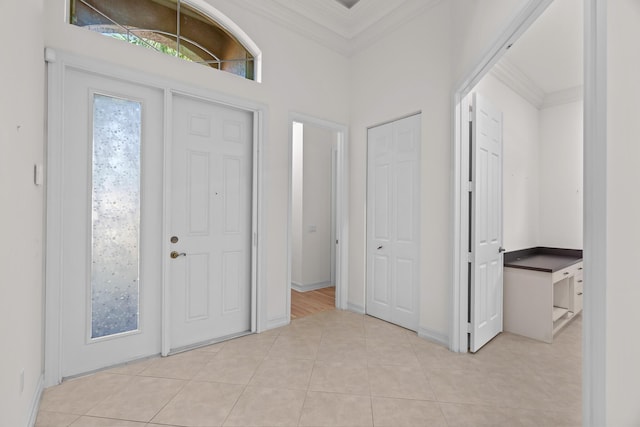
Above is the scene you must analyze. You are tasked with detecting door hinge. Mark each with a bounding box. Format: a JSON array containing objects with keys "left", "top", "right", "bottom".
[
  {"left": 468, "top": 105, "right": 473, "bottom": 122},
  {"left": 468, "top": 181, "right": 474, "bottom": 192},
  {"left": 336, "top": 239, "right": 339, "bottom": 245},
  {"left": 467, "top": 322, "right": 472, "bottom": 333},
  {"left": 467, "top": 252, "right": 473, "bottom": 263}
]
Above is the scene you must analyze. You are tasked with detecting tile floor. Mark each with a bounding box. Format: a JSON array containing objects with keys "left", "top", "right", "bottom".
[{"left": 36, "top": 310, "right": 581, "bottom": 426}]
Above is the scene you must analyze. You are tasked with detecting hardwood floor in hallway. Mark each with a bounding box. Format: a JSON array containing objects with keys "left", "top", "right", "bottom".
[{"left": 291, "top": 286, "right": 335, "bottom": 319}]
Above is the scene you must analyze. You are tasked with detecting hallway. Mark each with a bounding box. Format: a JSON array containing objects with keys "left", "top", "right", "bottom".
[{"left": 36, "top": 310, "right": 581, "bottom": 426}]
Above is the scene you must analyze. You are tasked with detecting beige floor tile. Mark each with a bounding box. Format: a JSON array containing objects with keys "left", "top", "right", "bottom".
[
  {"left": 249, "top": 357, "right": 314, "bottom": 390},
  {"left": 316, "top": 337, "right": 367, "bottom": 362},
  {"left": 299, "top": 391, "right": 373, "bottom": 427},
  {"left": 195, "top": 356, "right": 263, "bottom": 385},
  {"left": 368, "top": 364, "right": 436, "bottom": 401},
  {"left": 440, "top": 402, "right": 581, "bottom": 427},
  {"left": 68, "top": 417, "right": 146, "bottom": 426},
  {"left": 439, "top": 402, "right": 522, "bottom": 427},
  {"left": 371, "top": 397, "right": 448, "bottom": 427},
  {"left": 223, "top": 386, "right": 306, "bottom": 426},
  {"left": 309, "top": 360, "right": 370, "bottom": 395},
  {"left": 366, "top": 342, "right": 419, "bottom": 367},
  {"left": 215, "top": 335, "right": 276, "bottom": 360},
  {"left": 39, "top": 373, "right": 132, "bottom": 415},
  {"left": 37, "top": 311, "right": 582, "bottom": 426},
  {"left": 138, "top": 350, "right": 216, "bottom": 380},
  {"left": 428, "top": 368, "right": 556, "bottom": 411},
  {"left": 104, "top": 358, "right": 155, "bottom": 376},
  {"left": 322, "top": 322, "right": 366, "bottom": 340},
  {"left": 35, "top": 411, "right": 79, "bottom": 427},
  {"left": 86, "top": 376, "right": 185, "bottom": 422},
  {"left": 151, "top": 380, "right": 244, "bottom": 426},
  {"left": 267, "top": 335, "right": 320, "bottom": 360},
  {"left": 194, "top": 341, "right": 227, "bottom": 353},
  {"left": 277, "top": 322, "right": 325, "bottom": 339}
]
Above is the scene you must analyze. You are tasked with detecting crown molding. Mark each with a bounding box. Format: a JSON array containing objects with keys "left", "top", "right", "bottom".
[
  {"left": 351, "top": 0, "right": 442, "bottom": 53},
  {"left": 542, "top": 85, "right": 583, "bottom": 108},
  {"left": 490, "top": 58, "right": 545, "bottom": 109},
  {"left": 233, "top": 0, "right": 441, "bottom": 56}
]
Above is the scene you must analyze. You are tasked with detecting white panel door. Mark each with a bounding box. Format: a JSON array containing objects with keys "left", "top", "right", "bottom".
[
  {"left": 470, "top": 93, "right": 504, "bottom": 352},
  {"left": 60, "top": 69, "right": 163, "bottom": 377},
  {"left": 169, "top": 94, "right": 252, "bottom": 350},
  {"left": 366, "top": 114, "right": 420, "bottom": 331}
]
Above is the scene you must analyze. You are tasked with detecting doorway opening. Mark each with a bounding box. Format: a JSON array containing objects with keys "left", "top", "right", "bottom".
[
  {"left": 452, "top": 0, "right": 583, "bottom": 351},
  {"left": 450, "top": 0, "right": 604, "bottom": 425},
  {"left": 287, "top": 114, "right": 349, "bottom": 320}
]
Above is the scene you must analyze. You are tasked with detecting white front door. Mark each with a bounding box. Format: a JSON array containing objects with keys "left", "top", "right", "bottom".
[
  {"left": 470, "top": 93, "right": 504, "bottom": 352},
  {"left": 60, "top": 69, "right": 163, "bottom": 377},
  {"left": 169, "top": 94, "right": 253, "bottom": 351},
  {"left": 366, "top": 114, "right": 421, "bottom": 331}
]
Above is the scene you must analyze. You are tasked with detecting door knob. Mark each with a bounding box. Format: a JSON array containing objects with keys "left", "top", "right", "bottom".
[{"left": 170, "top": 251, "right": 186, "bottom": 259}]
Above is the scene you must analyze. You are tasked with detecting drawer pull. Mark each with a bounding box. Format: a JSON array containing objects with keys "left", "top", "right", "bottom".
[
  {"left": 577, "top": 292, "right": 583, "bottom": 296},
  {"left": 577, "top": 280, "right": 583, "bottom": 283}
]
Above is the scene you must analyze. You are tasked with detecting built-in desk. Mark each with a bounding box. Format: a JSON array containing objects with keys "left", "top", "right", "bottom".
[{"left": 504, "top": 247, "right": 583, "bottom": 343}]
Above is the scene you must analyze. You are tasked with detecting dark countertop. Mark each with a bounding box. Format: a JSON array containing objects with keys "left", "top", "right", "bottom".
[{"left": 504, "top": 247, "right": 583, "bottom": 273}]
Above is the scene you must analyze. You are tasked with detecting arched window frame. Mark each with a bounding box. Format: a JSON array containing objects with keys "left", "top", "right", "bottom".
[
  {"left": 184, "top": 0, "right": 262, "bottom": 82},
  {"left": 68, "top": 0, "right": 263, "bottom": 83}
]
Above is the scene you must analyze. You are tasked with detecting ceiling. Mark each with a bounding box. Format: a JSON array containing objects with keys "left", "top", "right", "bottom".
[
  {"left": 493, "top": 0, "right": 583, "bottom": 107},
  {"left": 238, "top": 0, "right": 583, "bottom": 104},
  {"left": 335, "top": 0, "right": 361, "bottom": 9},
  {"left": 234, "top": 0, "right": 439, "bottom": 56}
]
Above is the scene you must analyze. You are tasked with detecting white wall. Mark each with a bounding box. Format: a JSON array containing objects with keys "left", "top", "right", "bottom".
[
  {"left": 539, "top": 100, "right": 583, "bottom": 249},
  {"left": 291, "top": 122, "right": 304, "bottom": 285},
  {"left": 0, "top": 0, "right": 45, "bottom": 425},
  {"left": 44, "top": 0, "right": 350, "bottom": 328},
  {"left": 606, "top": 1, "right": 640, "bottom": 424},
  {"left": 349, "top": 1, "right": 452, "bottom": 335},
  {"left": 301, "top": 125, "right": 334, "bottom": 286},
  {"left": 473, "top": 73, "right": 541, "bottom": 251}
]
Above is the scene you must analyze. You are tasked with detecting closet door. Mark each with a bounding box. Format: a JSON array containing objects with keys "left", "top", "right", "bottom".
[{"left": 366, "top": 114, "right": 421, "bottom": 331}]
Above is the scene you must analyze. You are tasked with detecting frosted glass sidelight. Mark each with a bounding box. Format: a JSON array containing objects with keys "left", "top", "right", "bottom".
[{"left": 91, "top": 94, "right": 142, "bottom": 339}]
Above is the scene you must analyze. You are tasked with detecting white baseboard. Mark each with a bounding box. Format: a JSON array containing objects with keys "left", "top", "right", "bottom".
[
  {"left": 291, "top": 281, "right": 333, "bottom": 293},
  {"left": 28, "top": 374, "right": 44, "bottom": 427},
  {"left": 418, "top": 327, "right": 449, "bottom": 347},
  {"left": 347, "top": 302, "right": 365, "bottom": 314}
]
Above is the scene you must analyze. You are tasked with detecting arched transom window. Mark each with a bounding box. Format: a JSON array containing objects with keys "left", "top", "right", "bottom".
[{"left": 70, "top": 0, "right": 259, "bottom": 81}]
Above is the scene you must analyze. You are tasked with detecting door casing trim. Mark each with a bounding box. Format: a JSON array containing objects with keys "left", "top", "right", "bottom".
[{"left": 44, "top": 48, "right": 267, "bottom": 385}]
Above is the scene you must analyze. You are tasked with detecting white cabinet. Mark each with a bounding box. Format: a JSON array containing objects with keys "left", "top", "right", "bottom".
[{"left": 504, "top": 261, "right": 583, "bottom": 343}]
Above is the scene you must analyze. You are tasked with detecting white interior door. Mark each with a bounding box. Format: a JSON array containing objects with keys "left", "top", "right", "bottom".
[
  {"left": 366, "top": 114, "right": 420, "bottom": 331},
  {"left": 60, "top": 69, "right": 163, "bottom": 377},
  {"left": 470, "top": 93, "right": 504, "bottom": 352},
  {"left": 169, "top": 94, "right": 253, "bottom": 351}
]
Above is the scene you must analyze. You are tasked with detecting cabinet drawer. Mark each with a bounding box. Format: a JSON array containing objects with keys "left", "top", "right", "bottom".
[
  {"left": 574, "top": 290, "right": 583, "bottom": 314},
  {"left": 552, "top": 266, "right": 573, "bottom": 283}
]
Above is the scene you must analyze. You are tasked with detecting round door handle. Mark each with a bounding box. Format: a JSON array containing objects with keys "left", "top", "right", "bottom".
[{"left": 170, "top": 251, "right": 187, "bottom": 259}]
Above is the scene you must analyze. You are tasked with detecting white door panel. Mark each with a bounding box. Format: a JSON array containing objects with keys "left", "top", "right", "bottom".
[
  {"left": 470, "top": 93, "right": 504, "bottom": 352},
  {"left": 366, "top": 114, "right": 420, "bottom": 331},
  {"left": 61, "top": 69, "right": 163, "bottom": 377},
  {"left": 169, "top": 95, "right": 252, "bottom": 350}
]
